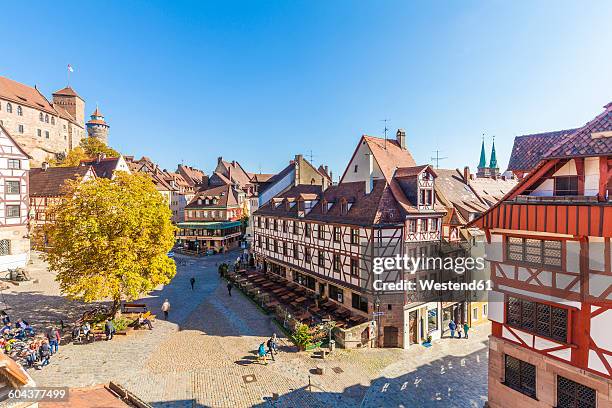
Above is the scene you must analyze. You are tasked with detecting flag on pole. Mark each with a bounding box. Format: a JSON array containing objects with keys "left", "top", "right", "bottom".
[{"left": 67, "top": 64, "right": 74, "bottom": 73}]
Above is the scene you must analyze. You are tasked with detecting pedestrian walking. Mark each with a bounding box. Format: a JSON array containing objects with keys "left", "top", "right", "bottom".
[
  {"left": 457, "top": 325, "right": 463, "bottom": 339},
  {"left": 227, "top": 282, "right": 232, "bottom": 297},
  {"left": 161, "top": 299, "right": 171, "bottom": 320},
  {"left": 47, "top": 327, "right": 58, "bottom": 354},
  {"left": 463, "top": 322, "right": 470, "bottom": 339},
  {"left": 266, "top": 336, "right": 276, "bottom": 361},
  {"left": 448, "top": 320, "right": 456, "bottom": 338},
  {"left": 190, "top": 277, "right": 196, "bottom": 291},
  {"left": 104, "top": 319, "right": 115, "bottom": 341},
  {"left": 258, "top": 342, "right": 267, "bottom": 365}
]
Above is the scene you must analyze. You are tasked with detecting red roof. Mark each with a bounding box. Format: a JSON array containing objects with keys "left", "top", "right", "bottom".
[
  {"left": 544, "top": 102, "right": 612, "bottom": 159},
  {"left": 507, "top": 128, "right": 578, "bottom": 172},
  {"left": 0, "top": 76, "right": 56, "bottom": 115},
  {"left": 52, "top": 86, "right": 81, "bottom": 98}
]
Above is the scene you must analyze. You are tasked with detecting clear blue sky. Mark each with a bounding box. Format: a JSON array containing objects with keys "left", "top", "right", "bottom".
[{"left": 2, "top": 1, "right": 611, "bottom": 178}]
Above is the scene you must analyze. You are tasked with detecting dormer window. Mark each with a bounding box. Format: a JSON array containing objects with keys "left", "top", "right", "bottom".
[
  {"left": 419, "top": 189, "right": 433, "bottom": 206},
  {"left": 197, "top": 199, "right": 202, "bottom": 205},
  {"left": 205, "top": 199, "right": 209, "bottom": 205}
]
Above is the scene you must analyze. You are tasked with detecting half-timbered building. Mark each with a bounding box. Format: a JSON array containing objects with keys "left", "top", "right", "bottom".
[
  {"left": 176, "top": 184, "right": 245, "bottom": 254},
  {"left": 29, "top": 164, "right": 96, "bottom": 249},
  {"left": 0, "top": 124, "right": 30, "bottom": 271},
  {"left": 254, "top": 130, "right": 449, "bottom": 348},
  {"left": 471, "top": 102, "right": 612, "bottom": 408}
]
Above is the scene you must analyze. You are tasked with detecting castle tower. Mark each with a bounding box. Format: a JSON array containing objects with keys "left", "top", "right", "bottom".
[
  {"left": 488, "top": 138, "right": 500, "bottom": 177},
  {"left": 52, "top": 86, "right": 85, "bottom": 127},
  {"left": 86, "top": 106, "right": 109, "bottom": 145},
  {"left": 476, "top": 138, "right": 488, "bottom": 177}
]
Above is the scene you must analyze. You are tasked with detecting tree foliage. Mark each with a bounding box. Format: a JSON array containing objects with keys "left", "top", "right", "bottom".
[
  {"left": 45, "top": 172, "right": 177, "bottom": 315},
  {"left": 50, "top": 137, "right": 120, "bottom": 167}
]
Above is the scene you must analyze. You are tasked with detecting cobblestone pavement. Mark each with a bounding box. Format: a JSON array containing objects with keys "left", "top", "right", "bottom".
[{"left": 10, "top": 252, "right": 490, "bottom": 407}]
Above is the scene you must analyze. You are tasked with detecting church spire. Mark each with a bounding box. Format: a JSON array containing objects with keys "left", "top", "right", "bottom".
[
  {"left": 489, "top": 137, "right": 498, "bottom": 169},
  {"left": 478, "top": 135, "right": 487, "bottom": 169}
]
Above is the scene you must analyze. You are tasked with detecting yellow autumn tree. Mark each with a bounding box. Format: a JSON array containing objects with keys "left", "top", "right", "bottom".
[
  {"left": 45, "top": 172, "right": 177, "bottom": 315},
  {"left": 50, "top": 137, "right": 120, "bottom": 167}
]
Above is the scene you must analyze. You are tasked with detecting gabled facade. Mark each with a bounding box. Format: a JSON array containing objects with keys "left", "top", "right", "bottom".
[
  {"left": 0, "top": 124, "right": 30, "bottom": 271},
  {"left": 253, "top": 130, "right": 450, "bottom": 349},
  {"left": 471, "top": 102, "right": 612, "bottom": 408},
  {"left": 29, "top": 164, "right": 96, "bottom": 249},
  {"left": 176, "top": 184, "right": 244, "bottom": 254},
  {"left": 80, "top": 154, "right": 131, "bottom": 179}
]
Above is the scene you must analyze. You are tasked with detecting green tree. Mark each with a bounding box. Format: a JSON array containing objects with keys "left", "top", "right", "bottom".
[
  {"left": 45, "top": 172, "right": 177, "bottom": 316},
  {"left": 292, "top": 323, "right": 313, "bottom": 350},
  {"left": 79, "top": 137, "right": 120, "bottom": 158}
]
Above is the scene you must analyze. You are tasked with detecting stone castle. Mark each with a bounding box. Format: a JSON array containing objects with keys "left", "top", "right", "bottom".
[{"left": 0, "top": 76, "right": 109, "bottom": 165}]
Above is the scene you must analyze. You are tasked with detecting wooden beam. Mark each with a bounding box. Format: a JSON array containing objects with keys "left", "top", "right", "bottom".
[
  {"left": 510, "top": 159, "right": 560, "bottom": 198},
  {"left": 575, "top": 157, "right": 585, "bottom": 195},
  {"left": 599, "top": 156, "right": 609, "bottom": 202}
]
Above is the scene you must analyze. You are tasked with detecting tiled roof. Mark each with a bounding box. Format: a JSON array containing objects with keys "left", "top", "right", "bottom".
[
  {"left": 256, "top": 181, "right": 405, "bottom": 226},
  {"left": 361, "top": 136, "right": 417, "bottom": 180},
  {"left": 30, "top": 166, "right": 93, "bottom": 196},
  {"left": 177, "top": 164, "right": 207, "bottom": 186},
  {"left": 186, "top": 184, "right": 240, "bottom": 208},
  {"left": 251, "top": 173, "right": 275, "bottom": 183},
  {"left": 434, "top": 169, "right": 489, "bottom": 224},
  {"left": 0, "top": 76, "right": 56, "bottom": 115},
  {"left": 258, "top": 163, "right": 294, "bottom": 195},
  {"left": 218, "top": 159, "right": 252, "bottom": 187},
  {"left": 52, "top": 86, "right": 81, "bottom": 98},
  {"left": 507, "top": 129, "right": 577, "bottom": 171},
  {"left": 80, "top": 157, "right": 121, "bottom": 179},
  {"left": 467, "top": 176, "right": 517, "bottom": 207},
  {"left": 544, "top": 103, "right": 612, "bottom": 159},
  {"left": 394, "top": 164, "right": 432, "bottom": 178}
]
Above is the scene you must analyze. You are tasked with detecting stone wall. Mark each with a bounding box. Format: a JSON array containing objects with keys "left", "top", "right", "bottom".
[
  {"left": 488, "top": 336, "right": 612, "bottom": 408},
  {"left": 0, "top": 98, "right": 85, "bottom": 165}
]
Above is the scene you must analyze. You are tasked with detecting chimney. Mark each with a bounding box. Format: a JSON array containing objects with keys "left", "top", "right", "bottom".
[
  {"left": 396, "top": 129, "right": 406, "bottom": 150},
  {"left": 463, "top": 166, "right": 470, "bottom": 183},
  {"left": 294, "top": 154, "right": 303, "bottom": 186},
  {"left": 41, "top": 162, "right": 49, "bottom": 171},
  {"left": 365, "top": 153, "right": 374, "bottom": 194},
  {"left": 324, "top": 165, "right": 329, "bottom": 175}
]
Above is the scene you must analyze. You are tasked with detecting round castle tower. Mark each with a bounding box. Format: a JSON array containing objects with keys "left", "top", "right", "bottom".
[{"left": 86, "top": 106, "right": 109, "bottom": 145}]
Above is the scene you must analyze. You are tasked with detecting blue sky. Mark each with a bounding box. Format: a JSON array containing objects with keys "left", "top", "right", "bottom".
[{"left": 2, "top": 1, "right": 612, "bottom": 178}]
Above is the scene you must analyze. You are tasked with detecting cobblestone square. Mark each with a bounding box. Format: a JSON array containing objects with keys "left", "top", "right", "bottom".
[{"left": 5, "top": 251, "right": 490, "bottom": 407}]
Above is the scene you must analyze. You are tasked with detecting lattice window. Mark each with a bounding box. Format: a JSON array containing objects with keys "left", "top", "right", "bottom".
[
  {"left": 506, "top": 296, "right": 568, "bottom": 342},
  {"left": 506, "top": 237, "right": 562, "bottom": 268},
  {"left": 5, "top": 181, "right": 20, "bottom": 194},
  {"left": 318, "top": 251, "right": 325, "bottom": 267},
  {"left": 0, "top": 240, "right": 9, "bottom": 256},
  {"left": 557, "top": 376, "right": 596, "bottom": 408},
  {"left": 504, "top": 355, "right": 536, "bottom": 399}
]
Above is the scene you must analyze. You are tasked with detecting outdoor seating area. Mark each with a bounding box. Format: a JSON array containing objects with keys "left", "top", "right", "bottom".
[{"left": 227, "top": 269, "right": 369, "bottom": 330}]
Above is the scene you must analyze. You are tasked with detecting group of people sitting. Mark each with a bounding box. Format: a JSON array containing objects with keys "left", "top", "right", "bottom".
[{"left": 0, "top": 311, "right": 62, "bottom": 370}]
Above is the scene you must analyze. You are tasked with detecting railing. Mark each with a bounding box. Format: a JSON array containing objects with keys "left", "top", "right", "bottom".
[{"left": 513, "top": 194, "right": 599, "bottom": 203}]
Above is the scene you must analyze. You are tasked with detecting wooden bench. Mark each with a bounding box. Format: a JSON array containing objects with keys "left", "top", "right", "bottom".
[{"left": 122, "top": 303, "right": 148, "bottom": 313}]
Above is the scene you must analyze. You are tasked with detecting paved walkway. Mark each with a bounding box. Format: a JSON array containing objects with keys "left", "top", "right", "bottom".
[{"left": 7, "top": 252, "right": 490, "bottom": 407}]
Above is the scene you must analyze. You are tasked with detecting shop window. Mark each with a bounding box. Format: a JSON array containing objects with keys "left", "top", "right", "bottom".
[{"left": 428, "top": 308, "right": 438, "bottom": 332}]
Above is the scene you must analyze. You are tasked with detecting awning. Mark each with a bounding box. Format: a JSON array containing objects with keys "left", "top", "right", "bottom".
[{"left": 177, "top": 221, "right": 242, "bottom": 230}]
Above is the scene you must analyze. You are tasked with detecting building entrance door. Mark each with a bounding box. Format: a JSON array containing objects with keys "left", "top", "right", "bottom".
[{"left": 383, "top": 326, "right": 399, "bottom": 348}]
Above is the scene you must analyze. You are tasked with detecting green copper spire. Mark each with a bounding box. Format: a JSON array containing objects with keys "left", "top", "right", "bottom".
[
  {"left": 478, "top": 138, "right": 487, "bottom": 169},
  {"left": 489, "top": 138, "right": 498, "bottom": 169}
]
